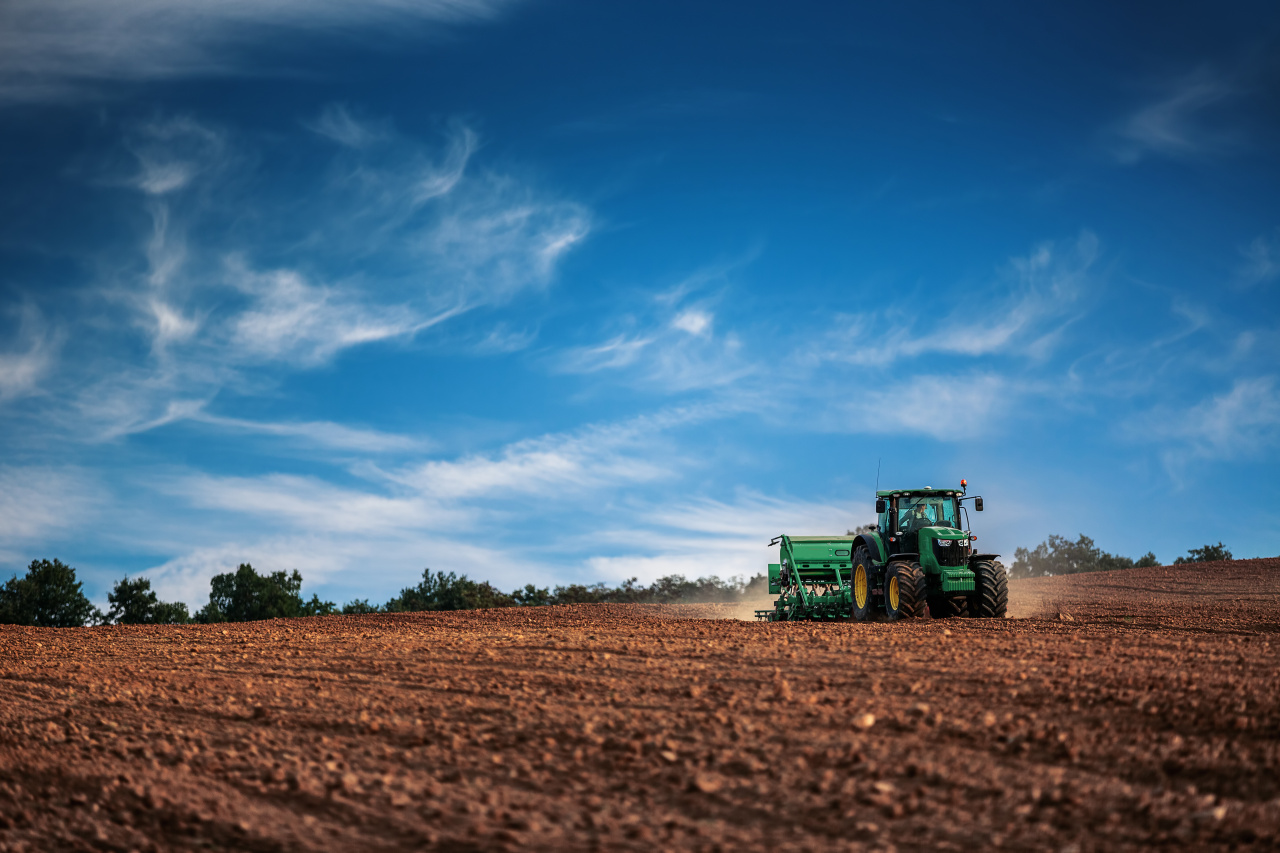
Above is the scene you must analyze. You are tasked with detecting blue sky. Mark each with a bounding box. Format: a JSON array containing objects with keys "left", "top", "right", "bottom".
[{"left": 1, "top": 1, "right": 1277, "bottom": 609}]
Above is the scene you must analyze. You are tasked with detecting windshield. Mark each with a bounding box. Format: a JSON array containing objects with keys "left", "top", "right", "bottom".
[{"left": 896, "top": 495, "right": 960, "bottom": 531}]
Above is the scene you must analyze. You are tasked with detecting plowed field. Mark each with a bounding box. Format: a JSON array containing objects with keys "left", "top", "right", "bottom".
[{"left": 2, "top": 559, "right": 1279, "bottom": 852}]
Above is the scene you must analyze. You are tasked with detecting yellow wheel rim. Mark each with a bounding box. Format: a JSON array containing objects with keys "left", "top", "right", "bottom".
[
  {"left": 854, "top": 564, "right": 868, "bottom": 609},
  {"left": 888, "top": 575, "right": 900, "bottom": 611}
]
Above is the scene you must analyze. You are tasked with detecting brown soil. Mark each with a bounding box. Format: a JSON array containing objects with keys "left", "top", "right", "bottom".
[{"left": 2, "top": 559, "right": 1278, "bottom": 852}]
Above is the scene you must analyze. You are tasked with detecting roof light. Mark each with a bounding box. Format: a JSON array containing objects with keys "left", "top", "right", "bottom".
[{"left": 961, "top": 479, "right": 967, "bottom": 487}]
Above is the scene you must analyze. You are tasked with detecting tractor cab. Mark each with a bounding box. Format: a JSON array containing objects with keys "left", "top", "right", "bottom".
[{"left": 878, "top": 487, "right": 964, "bottom": 556}]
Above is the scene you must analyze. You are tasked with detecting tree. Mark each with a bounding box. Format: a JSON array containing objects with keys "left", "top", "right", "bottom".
[
  {"left": 0, "top": 559, "right": 98, "bottom": 627},
  {"left": 194, "top": 563, "right": 334, "bottom": 623},
  {"left": 1133, "top": 552, "right": 1160, "bottom": 568},
  {"left": 106, "top": 576, "right": 190, "bottom": 625},
  {"left": 1173, "top": 542, "right": 1232, "bottom": 564}
]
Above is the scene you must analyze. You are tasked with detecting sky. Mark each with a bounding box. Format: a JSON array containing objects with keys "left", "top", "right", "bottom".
[{"left": 1, "top": 0, "right": 1278, "bottom": 610}]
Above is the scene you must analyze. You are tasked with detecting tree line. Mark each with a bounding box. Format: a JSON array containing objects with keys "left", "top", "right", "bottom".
[
  {"left": 0, "top": 538, "right": 1241, "bottom": 627},
  {"left": 1009, "top": 536, "right": 1232, "bottom": 579},
  {"left": 0, "top": 559, "right": 768, "bottom": 628}
]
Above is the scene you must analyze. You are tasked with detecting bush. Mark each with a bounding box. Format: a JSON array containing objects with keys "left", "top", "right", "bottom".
[
  {"left": 106, "top": 576, "right": 190, "bottom": 625},
  {"left": 1173, "top": 542, "right": 1233, "bottom": 564},
  {"left": 195, "top": 563, "right": 335, "bottom": 623},
  {"left": 511, "top": 584, "right": 552, "bottom": 607},
  {"left": 0, "top": 558, "right": 98, "bottom": 627},
  {"left": 341, "top": 598, "right": 383, "bottom": 614}
]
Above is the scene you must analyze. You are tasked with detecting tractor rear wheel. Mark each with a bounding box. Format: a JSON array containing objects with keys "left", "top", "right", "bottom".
[
  {"left": 968, "top": 560, "right": 1008, "bottom": 618},
  {"left": 851, "top": 547, "right": 875, "bottom": 622},
  {"left": 883, "top": 561, "right": 926, "bottom": 621}
]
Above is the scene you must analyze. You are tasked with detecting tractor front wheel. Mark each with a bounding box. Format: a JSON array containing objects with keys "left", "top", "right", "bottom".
[
  {"left": 968, "top": 560, "right": 1008, "bottom": 618},
  {"left": 883, "top": 561, "right": 926, "bottom": 621},
  {"left": 851, "top": 547, "right": 875, "bottom": 622}
]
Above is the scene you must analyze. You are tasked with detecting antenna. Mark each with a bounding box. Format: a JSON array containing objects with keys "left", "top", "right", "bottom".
[{"left": 875, "top": 457, "right": 881, "bottom": 493}]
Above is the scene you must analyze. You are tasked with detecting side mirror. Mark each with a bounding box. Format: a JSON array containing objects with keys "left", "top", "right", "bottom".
[
  {"left": 975, "top": 497, "right": 984, "bottom": 511},
  {"left": 875, "top": 499, "right": 886, "bottom": 514}
]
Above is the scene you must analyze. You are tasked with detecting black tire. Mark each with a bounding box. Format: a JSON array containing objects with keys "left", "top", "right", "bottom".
[
  {"left": 883, "top": 561, "right": 926, "bottom": 621},
  {"left": 969, "top": 560, "right": 1008, "bottom": 618},
  {"left": 851, "top": 546, "right": 875, "bottom": 622},
  {"left": 928, "top": 593, "right": 969, "bottom": 619}
]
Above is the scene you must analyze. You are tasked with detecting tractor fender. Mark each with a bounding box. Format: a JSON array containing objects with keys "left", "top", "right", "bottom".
[
  {"left": 853, "top": 533, "right": 886, "bottom": 564},
  {"left": 968, "top": 553, "right": 1001, "bottom": 564},
  {"left": 886, "top": 552, "right": 919, "bottom": 563}
]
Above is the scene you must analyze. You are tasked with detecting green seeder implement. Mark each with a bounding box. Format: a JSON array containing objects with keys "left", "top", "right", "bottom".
[{"left": 756, "top": 481, "right": 1008, "bottom": 622}]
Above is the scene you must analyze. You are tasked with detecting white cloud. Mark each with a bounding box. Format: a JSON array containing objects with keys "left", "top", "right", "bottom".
[
  {"left": 1109, "top": 69, "right": 1236, "bottom": 164},
  {"left": 672, "top": 309, "right": 712, "bottom": 336},
  {"left": 0, "top": 0, "right": 522, "bottom": 102}
]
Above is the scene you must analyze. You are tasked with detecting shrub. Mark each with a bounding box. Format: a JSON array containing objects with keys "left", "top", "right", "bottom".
[
  {"left": 341, "top": 598, "right": 383, "bottom": 614},
  {"left": 0, "top": 559, "right": 98, "bottom": 627}
]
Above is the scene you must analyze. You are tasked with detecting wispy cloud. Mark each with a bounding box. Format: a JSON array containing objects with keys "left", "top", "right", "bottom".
[
  {"left": 583, "top": 492, "right": 858, "bottom": 585},
  {"left": 0, "top": 304, "right": 59, "bottom": 403},
  {"left": 1239, "top": 229, "right": 1279, "bottom": 288},
  {"left": 0, "top": 0, "right": 523, "bottom": 102},
  {"left": 126, "top": 405, "right": 723, "bottom": 603},
  {"left": 0, "top": 467, "right": 100, "bottom": 564},
  {"left": 25, "top": 111, "right": 588, "bottom": 442},
  {"left": 806, "top": 231, "right": 1098, "bottom": 368},
  {"left": 1134, "top": 376, "right": 1280, "bottom": 464},
  {"left": 554, "top": 261, "right": 753, "bottom": 391},
  {"left": 381, "top": 410, "right": 698, "bottom": 500},
  {"left": 224, "top": 264, "right": 456, "bottom": 366},
  {"left": 1109, "top": 68, "right": 1237, "bottom": 164},
  {"left": 836, "top": 374, "right": 1011, "bottom": 441},
  {"left": 305, "top": 103, "right": 388, "bottom": 149},
  {"left": 192, "top": 413, "right": 430, "bottom": 453}
]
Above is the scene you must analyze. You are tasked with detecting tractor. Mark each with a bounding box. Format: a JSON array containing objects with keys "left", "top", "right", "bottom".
[{"left": 756, "top": 480, "right": 1007, "bottom": 621}]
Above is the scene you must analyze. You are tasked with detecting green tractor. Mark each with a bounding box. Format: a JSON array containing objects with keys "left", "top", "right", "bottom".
[{"left": 756, "top": 480, "right": 1007, "bottom": 622}]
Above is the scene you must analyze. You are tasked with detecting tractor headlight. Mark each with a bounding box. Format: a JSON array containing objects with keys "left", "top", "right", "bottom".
[{"left": 937, "top": 539, "right": 951, "bottom": 547}]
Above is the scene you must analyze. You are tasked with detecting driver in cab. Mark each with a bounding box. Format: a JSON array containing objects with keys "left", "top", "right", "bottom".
[{"left": 902, "top": 503, "right": 934, "bottom": 532}]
